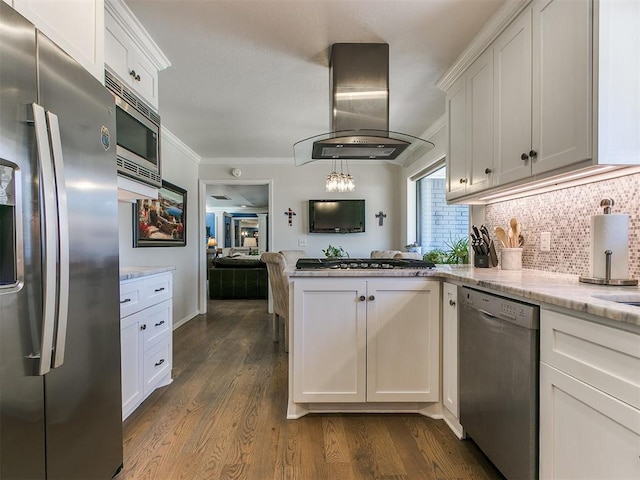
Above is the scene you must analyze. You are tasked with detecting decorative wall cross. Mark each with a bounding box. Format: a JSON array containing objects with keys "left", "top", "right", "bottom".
[
  {"left": 284, "top": 208, "right": 296, "bottom": 226},
  {"left": 375, "top": 211, "right": 387, "bottom": 226}
]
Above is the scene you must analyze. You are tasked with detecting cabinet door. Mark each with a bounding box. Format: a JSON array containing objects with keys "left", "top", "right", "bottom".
[
  {"left": 442, "top": 282, "right": 458, "bottom": 417},
  {"left": 104, "top": 9, "right": 159, "bottom": 108},
  {"left": 12, "top": 0, "right": 104, "bottom": 81},
  {"left": 446, "top": 74, "right": 469, "bottom": 200},
  {"left": 121, "top": 312, "right": 144, "bottom": 420},
  {"left": 532, "top": 0, "right": 591, "bottom": 175},
  {"left": 141, "top": 299, "right": 172, "bottom": 351},
  {"left": 494, "top": 8, "right": 533, "bottom": 186},
  {"left": 466, "top": 48, "right": 495, "bottom": 194},
  {"left": 366, "top": 279, "right": 440, "bottom": 402},
  {"left": 540, "top": 363, "right": 640, "bottom": 480},
  {"left": 292, "top": 279, "right": 366, "bottom": 403}
]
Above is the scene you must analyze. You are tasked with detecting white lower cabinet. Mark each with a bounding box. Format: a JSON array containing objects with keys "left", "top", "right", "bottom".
[
  {"left": 441, "top": 282, "right": 463, "bottom": 437},
  {"left": 120, "top": 272, "right": 173, "bottom": 420},
  {"left": 540, "top": 309, "right": 640, "bottom": 479},
  {"left": 292, "top": 278, "right": 440, "bottom": 404}
]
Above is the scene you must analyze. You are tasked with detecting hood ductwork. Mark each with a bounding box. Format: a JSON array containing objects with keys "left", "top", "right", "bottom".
[{"left": 294, "top": 43, "right": 434, "bottom": 164}]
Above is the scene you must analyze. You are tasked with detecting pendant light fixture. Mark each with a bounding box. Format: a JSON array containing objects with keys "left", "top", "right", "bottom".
[{"left": 326, "top": 159, "right": 355, "bottom": 192}]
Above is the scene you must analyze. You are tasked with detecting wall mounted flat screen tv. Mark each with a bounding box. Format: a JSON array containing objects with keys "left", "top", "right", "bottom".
[{"left": 309, "top": 199, "right": 365, "bottom": 233}]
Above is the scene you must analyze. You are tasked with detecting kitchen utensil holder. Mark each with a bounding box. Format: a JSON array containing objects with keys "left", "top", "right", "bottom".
[{"left": 501, "top": 247, "right": 523, "bottom": 270}]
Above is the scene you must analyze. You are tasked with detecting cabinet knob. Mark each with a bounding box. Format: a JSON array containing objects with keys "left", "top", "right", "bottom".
[
  {"left": 129, "top": 69, "right": 141, "bottom": 82},
  {"left": 368, "top": 295, "right": 375, "bottom": 301},
  {"left": 529, "top": 149, "right": 538, "bottom": 159},
  {"left": 359, "top": 295, "right": 366, "bottom": 302},
  {"left": 484, "top": 168, "right": 492, "bottom": 175},
  {"left": 140, "top": 324, "right": 147, "bottom": 330},
  {"left": 449, "top": 299, "right": 456, "bottom": 307},
  {"left": 521, "top": 152, "right": 529, "bottom": 161},
  {"left": 459, "top": 178, "right": 467, "bottom": 184}
]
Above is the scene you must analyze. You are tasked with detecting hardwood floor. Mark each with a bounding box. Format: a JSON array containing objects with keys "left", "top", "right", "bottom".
[{"left": 114, "top": 299, "right": 504, "bottom": 480}]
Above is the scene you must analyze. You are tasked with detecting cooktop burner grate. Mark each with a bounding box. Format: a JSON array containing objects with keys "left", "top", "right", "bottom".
[{"left": 295, "top": 258, "right": 436, "bottom": 270}]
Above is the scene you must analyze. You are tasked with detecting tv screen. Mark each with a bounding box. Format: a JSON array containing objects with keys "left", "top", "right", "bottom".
[{"left": 309, "top": 199, "right": 365, "bottom": 233}]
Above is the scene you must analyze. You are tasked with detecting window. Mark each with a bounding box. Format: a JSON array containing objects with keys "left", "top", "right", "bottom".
[{"left": 415, "top": 164, "right": 468, "bottom": 254}]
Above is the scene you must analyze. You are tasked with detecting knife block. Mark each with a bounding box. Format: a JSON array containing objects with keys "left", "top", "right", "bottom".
[{"left": 474, "top": 254, "right": 490, "bottom": 268}]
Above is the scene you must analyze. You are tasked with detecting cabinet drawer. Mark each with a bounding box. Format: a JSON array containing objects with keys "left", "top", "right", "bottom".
[
  {"left": 142, "top": 299, "right": 171, "bottom": 351},
  {"left": 144, "top": 273, "right": 172, "bottom": 305},
  {"left": 119, "top": 279, "right": 144, "bottom": 318},
  {"left": 541, "top": 309, "right": 640, "bottom": 409},
  {"left": 143, "top": 341, "right": 171, "bottom": 396}
]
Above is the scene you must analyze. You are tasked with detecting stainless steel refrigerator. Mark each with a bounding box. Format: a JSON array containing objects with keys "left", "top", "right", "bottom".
[{"left": 0, "top": 3, "right": 123, "bottom": 479}]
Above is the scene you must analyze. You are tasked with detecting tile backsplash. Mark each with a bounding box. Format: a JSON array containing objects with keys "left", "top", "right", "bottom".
[{"left": 485, "top": 173, "right": 640, "bottom": 279}]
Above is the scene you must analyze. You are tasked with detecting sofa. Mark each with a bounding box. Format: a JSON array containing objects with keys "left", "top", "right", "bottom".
[{"left": 208, "top": 255, "right": 268, "bottom": 299}]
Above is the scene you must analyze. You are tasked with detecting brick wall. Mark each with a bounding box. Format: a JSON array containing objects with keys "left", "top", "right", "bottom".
[{"left": 417, "top": 178, "right": 469, "bottom": 252}]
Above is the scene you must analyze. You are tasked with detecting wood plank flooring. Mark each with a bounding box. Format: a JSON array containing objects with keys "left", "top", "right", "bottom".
[{"left": 114, "top": 299, "right": 504, "bottom": 480}]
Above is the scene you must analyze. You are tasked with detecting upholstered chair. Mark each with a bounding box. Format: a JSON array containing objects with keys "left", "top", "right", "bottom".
[
  {"left": 278, "top": 249, "right": 306, "bottom": 268},
  {"left": 393, "top": 252, "right": 423, "bottom": 260},
  {"left": 260, "top": 252, "right": 290, "bottom": 351},
  {"left": 370, "top": 250, "right": 402, "bottom": 259}
]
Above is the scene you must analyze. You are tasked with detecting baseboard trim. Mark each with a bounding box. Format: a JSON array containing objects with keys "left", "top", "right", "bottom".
[{"left": 173, "top": 310, "right": 199, "bottom": 330}]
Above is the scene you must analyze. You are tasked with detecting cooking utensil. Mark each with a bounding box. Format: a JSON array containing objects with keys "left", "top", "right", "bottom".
[
  {"left": 494, "top": 226, "right": 509, "bottom": 248},
  {"left": 509, "top": 217, "right": 520, "bottom": 248}
]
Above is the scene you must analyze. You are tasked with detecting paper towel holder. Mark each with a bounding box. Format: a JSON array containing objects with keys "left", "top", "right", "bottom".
[
  {"left": 579, "top": 197, "right": 637, "bottom": 285},
  {"left": 579, "top": 249, "right": 638, "bottom": 285}
]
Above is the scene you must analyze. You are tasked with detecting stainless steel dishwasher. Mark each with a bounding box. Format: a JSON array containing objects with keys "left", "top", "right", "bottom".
[{"left": 459, "top": 286, "right": 539, "bottom": 480}]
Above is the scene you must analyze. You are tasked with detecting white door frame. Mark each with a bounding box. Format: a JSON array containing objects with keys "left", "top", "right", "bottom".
[{"left": 198, "top": 179, "right": 274, "bottom": 314}]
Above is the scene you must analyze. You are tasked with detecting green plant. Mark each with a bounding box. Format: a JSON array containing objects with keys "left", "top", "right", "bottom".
[
  {"left": 322, "top": 245, "right": 348, "bottom": 258},
  {"left": 422, "top": 249, "right": 447, "bottom": 264},
  {"left": 422, "top": 237, "right": 469, "bottom": 264},
  {"left": 445, "top": 237, "right": 469, "bottom": 264}
]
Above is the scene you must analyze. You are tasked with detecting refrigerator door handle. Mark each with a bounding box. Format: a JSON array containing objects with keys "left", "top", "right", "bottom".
[
  {"left": 47, "top": 111, "right": 69, "bottom": 368},
  {"left": 32, "top": 103, "right": 57, "bottom": 375}
]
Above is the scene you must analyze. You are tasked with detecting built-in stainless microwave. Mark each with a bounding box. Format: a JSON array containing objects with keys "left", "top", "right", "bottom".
[{"left": 105, "top": 69, "right": 161, "bottom": 187}]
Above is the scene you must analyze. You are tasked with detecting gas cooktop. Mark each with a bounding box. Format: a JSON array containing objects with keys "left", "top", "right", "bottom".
[{"left": 295, "top": 258, "right": 436, "bottom": 270}]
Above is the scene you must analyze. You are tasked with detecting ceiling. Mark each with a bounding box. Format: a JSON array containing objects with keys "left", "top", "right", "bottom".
[
  {"left": 206, "top": 183, "right": 269, "bottom": 210},
  {"left": 124, "top": 0, "right": 505, "bottom": 162}
]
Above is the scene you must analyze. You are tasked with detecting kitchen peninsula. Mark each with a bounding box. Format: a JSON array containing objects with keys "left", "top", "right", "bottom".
[{"left": 287, "top": 264, "right": 640, "bottom": 478}]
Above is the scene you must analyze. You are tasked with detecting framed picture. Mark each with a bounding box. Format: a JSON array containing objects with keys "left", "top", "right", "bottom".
[{"left": 133, "top": 180, "right": 187, "bottom": 247}]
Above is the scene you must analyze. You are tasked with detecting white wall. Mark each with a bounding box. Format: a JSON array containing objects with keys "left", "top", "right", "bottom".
[
  {"left": 118, "top": 128, "right": 201, "bottom": 328},
  {"left": 400, "top": 116, "right": 448, "bottom": 246},
  {"left": 199, "top": 161, "right": 402, "bottom": 258}
]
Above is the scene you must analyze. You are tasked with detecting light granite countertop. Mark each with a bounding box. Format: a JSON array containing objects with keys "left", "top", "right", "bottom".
[
  {"left": 119, "top": 265, "right": 176, "bottom": 281},
  {"left": 288, "top": 265, "right": 640, "bottom": 329}
]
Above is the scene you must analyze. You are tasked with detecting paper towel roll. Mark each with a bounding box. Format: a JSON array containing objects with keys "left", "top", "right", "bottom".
[{"left": 590, "top": 213, "right": 629, "bottom": 279}]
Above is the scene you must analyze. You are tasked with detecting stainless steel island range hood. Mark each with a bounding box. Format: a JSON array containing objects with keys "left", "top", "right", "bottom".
[{"left": 294, "top": 43, "right": 434, "bottom": 165}]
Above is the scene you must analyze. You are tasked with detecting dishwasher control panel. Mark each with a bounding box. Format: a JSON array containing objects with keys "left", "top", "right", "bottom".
[{"left": 460, "top": 287, "right": 540, "bottom": 330}]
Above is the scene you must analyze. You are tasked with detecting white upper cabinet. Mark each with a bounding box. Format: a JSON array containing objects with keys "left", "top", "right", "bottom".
[
  {"left": 493, "top": 8, "right": 533, "bottom": 186},
  {"left": 531, "top": 0, "right": 591, "bottom": 175},
  {"left": 104, "top": 0, "right": 170, "bottom": 109},
  {"left": 596, "top": 0, "right": 640, "bottom": 164},
  {"left": 10, "top": 0, "right": 104, "bottom": 81},
  {"left": 440, "top": 0, "right": 640, "bottom": 202},
  {"left": 446, "top": 48, "right": 494, "bottom": 201}
]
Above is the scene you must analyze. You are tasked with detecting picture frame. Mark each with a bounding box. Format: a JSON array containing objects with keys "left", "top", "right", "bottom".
[{"left": 133, "top": 180, "right": 187, "bottom": 247}]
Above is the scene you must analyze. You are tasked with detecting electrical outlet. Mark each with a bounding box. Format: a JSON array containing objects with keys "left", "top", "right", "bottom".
[
  {"left": 540, "top": 232, "right": 551, "bottom": 252},
  {"left": 298, "top": 238, "right": 307, "bottom": 247}
]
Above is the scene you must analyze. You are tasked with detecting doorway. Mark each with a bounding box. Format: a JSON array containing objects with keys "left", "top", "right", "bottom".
[{"left": 198, "top": 179, "right": 273, "bottom": 314}]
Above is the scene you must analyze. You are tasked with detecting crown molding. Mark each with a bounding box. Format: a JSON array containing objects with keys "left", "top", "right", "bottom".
[
  {"left": 161, "top": 127, "right": 201, "bottom": 164},
  {"left": 436, "top": 0, "right": 529, "bottom": 92},
  {"left": 105, "top": 0, "right": 171, "bottom": 71}
]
